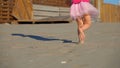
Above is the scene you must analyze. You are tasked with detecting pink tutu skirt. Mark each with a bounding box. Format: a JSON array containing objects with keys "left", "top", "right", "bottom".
[{"left": 70, "top": 2, "right": 99, "bottom": 20}]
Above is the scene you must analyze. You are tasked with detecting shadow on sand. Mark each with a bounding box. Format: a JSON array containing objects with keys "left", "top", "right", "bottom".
[{"left": 11, "top": 33, "right": 76, "bottom": 44}]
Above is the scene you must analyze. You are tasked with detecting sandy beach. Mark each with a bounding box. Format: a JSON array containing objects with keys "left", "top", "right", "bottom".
[{"left": 0, "top": 21, "right": 120, "bottom": 68}]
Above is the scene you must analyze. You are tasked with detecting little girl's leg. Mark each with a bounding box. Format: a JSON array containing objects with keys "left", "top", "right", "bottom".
[
  {"left": 76, "top": 17, "right": 83, "bottom": 28},
  {"left": 81, "top": 14, "right": 91, "bottom": 31},
  {"left": 76, "top": 17, "right": 85, "bottom": 44},
  {"left": 76, "top": 14, "right": 91, "bottom": 44}
]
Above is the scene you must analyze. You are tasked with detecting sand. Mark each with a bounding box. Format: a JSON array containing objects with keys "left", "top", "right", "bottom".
[{"left": 0, "top": 21, "right": 120, "bottom": 68}]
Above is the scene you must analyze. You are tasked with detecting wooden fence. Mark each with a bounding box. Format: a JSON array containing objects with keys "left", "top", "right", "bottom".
[
  {"left": 0, "top": 0, "right": 33, "bottom": 24},
  {"left": 12, "top": 0, "right": 33, "bottom": 21},
  {"left": 100, "top": 3, "right": 120, "bottom": 23},
  {"left": 0, "top": 0, "right": 15, "bottom": 24},
  {"left": 94, "top": 0, "right": 120, "bottom": 23}
]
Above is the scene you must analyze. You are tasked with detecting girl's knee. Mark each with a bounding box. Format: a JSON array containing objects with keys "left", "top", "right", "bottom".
[
  {"left": 84, "top": 15, "right": 91, "bottom": 24},
  {"left": 84, "top": 14, "right": 91, "bottom": 20}
]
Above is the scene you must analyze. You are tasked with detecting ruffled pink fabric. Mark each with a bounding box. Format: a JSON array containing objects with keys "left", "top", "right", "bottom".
[
  {"left": 72, "top": 0, "right": 90, "bottom": 4},
  {"left": 70, "top": 2, "right": 99, "bottom": 20}
]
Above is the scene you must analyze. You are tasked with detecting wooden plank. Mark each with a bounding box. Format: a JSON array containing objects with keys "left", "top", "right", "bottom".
[
  {"left": 32, "top": 0, "right": 70, "bottom": 7},
  {"left": 33, "top": 4, "right": 59, "bottom": 12},
  {"left": 34, "top": 16, "right": 49, "bottom": 20},
  {"left": 33, "top": 4, "right": 70, "bottom": 12},
  {"left": 12, "top": 0, "right": 33, "bottom": 20},
  {"left": 34, "top": 11, "right": 59, "bottom": 17},
  {"left": 33, "top": 4, "right": 70, "bottom": 20},
  {"left": 59, "top": 13, "right": 70, "bottom": 16},
  {"left": 59, "top": 7, "right": 70, "bottom": 12}
]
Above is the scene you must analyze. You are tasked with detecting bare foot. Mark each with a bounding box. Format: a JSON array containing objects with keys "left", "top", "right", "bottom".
[{"left": 79, "top": 29, "right": 85, "bottom": 44}]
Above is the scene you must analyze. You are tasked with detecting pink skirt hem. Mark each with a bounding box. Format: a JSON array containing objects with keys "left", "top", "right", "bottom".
[{"left": 70, "top": 2, "right": 99, "bottom": 20}]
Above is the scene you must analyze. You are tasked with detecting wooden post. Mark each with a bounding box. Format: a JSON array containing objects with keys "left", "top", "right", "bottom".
[{"left": 97, "top": 0, "right": 101, "bottom": 19}]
